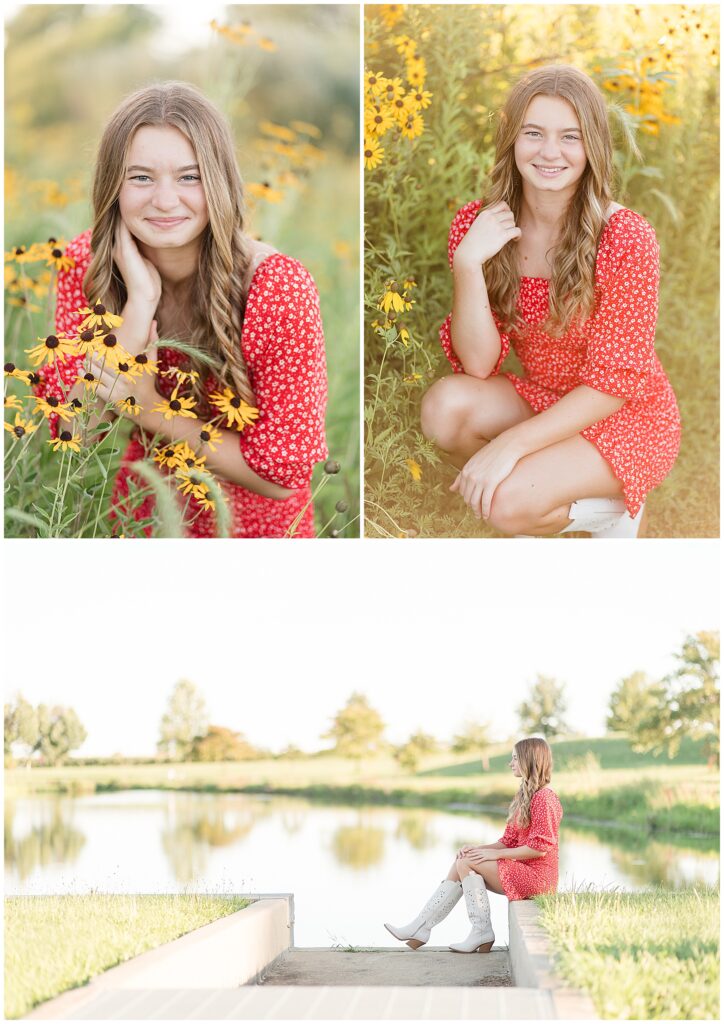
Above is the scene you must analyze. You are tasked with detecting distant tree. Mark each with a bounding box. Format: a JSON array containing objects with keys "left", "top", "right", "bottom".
[
  {"left": 158, "top": 680, "right": 209, "bottom": 761},
  {"left": 619, "top": 632, "right": 719, "bottom": 763},
  {"left": 322, "top": 692, "right": 386, "bottom": 759},
  {"left": 4, "top": 695, "right": 39, "bottom": 761},
  {"left": 607, "top": 671, "right": 666, "bottom": 735},
  {"left": 35, "top": 705, "right": 87, "bottom": 765},
  {"left": 451, "top": 719, "right": 492, "bottom": 758},
  {"left": 517, "top": 675, "right": 569, "bottom": 738},
  {"left": 191, "top": 725, "right": 259, "bottom": 762},
  {"left": 394, "top": 732, "right": 437, "bottom": 774}
]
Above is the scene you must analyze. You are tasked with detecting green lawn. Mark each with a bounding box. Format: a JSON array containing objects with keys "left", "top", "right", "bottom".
[
  {"left": 536, "top": 888, "right": 720, "bottom": 1019},
  {"left": 4, "top": 893, "right": 249, "bottom": 1019}
]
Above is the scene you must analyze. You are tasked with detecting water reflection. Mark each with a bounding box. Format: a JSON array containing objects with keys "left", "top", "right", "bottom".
[
  {"left": 4, "top": 791, "right": 719, "bottom": 945},
  {"left": 331, "top": 821, "right": 386, "bottom": 869},
  {"left": 4, "top": 800, "right": 86, "bottom": 880}
]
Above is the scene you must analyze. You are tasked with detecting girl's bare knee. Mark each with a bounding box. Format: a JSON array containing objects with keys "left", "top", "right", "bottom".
[
  {"left": 487, "top": 477, "right": 543, "bottom": 536},
  {"left": 420, "top": 376, "right": 474, "bottom": 450}
]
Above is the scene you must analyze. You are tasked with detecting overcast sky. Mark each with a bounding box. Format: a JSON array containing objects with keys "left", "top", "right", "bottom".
[{"left": 4, "top": 541, "right": 718, "bottom": 757}]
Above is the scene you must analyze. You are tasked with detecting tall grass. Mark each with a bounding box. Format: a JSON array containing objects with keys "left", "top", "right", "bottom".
[
  {"left": 4, "top": 893, "right": 249, "bottom": 1019},
  {"left": 364, "top": 4, "right": 719, "bottom": 538},
  {"left": 536, "top": 888, "right": 719, "bottom": 1019}
]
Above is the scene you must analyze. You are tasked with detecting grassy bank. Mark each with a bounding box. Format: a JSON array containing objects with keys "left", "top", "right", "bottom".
[
  {"left": 4, "top": 893, "right": 249, "bottom": 1020},
  {"left": 537, "top": 888, "right": 719, "bottom": 1019},
  {"left": 6, "top": 751, "right": 718, "bottom": 837}
]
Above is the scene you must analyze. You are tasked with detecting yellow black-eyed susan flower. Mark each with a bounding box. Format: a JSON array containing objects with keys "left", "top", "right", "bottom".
[
  {"left": 4, "top": 362, "right": 25, "bottom": 380},
  {"left": 406, "top": 57, "right": 427, "bottom": 88},
  {"left": 364, "top": 69, "right": 389, "bottom": 97},
  {"left": 7, "top": 296, "right": 42, "bottom": 312},
  {"left": 379, "top": 280, "right": 412, "bottom": 314},
  {"left": 45, "top": 247, "right": 76, "bottom": 272},
  {"left": 364, "top": 137, "right": 384, "bottom": 171},
  {"left": 176, "top": 471, "right": 215, "bottom": 509},
  {"left": 47, "top": 430, "right": 81, "bottom": 453},
  {"left": 5, "top": 245, "right": 26, "bottom": 262},
  {"left": 116, "top": 396, "right": 141, "bottom": 416},
  {"left": 33, "top": 395, "right": 75, "bottom": 420},
  {"left": 198, "top": 423, "right": 223, "bottom": 451},
  {"left": 153, "top": 442, "right": 187, "bottom": 470},
  {"left": 25, "top": 333, "right": 78, "bottom": 367},
  {"left": 365, "top": 106, "right": 395, "bottom": 137},
  {"left": 407, "top": 88, "right": 433, "bottom": 112},
  {"left": 77, "top": 300, "right": 123, "bottom": 332},
  {"left": 209, "top": 387, "right": 259, "bottom": 430},
  {"left": 153, "top": 386, "right": 197, "bottom": 421},
  {"left": 75, "top": 327, "right": 105, "bottom": 356},
  {"left": 132, "top": 352, "right": 159, "bottom": 376},
  {"left": 4, "top": 395, "right": 24, "bottom": 412},
  {"left": 379, "top": 4, "right": 404, "bottom": 29},
  {"left": 4, "top": 412, "right": 39, "bottom": 440},
  {"left": 91, "top": 332, "right": 134, "bottom": 370},
  {"left": 392, "top": 34, "right": 417, "bottom": 59}
]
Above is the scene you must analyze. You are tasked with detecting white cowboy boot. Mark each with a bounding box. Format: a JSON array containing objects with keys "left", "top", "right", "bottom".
[
  {"left": 384, "top": 879, "right": 462, "bottom": 949},
  {"left": 449, "top": 874, "right": 495, "bottom": 953},
  {"left": 516, "top": 498, "right": 644, "bottom": 538}
]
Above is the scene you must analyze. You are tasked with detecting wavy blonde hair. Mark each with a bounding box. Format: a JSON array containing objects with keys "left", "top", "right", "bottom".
[
  {"left": 483, "top": 64, "right": 614, "bottom": 337},
  {"left": 507, "top": 737, "right": 553, "bottom": 829},
  {"left": 84, "top": 81, "right": 254, "bottom": 406}
]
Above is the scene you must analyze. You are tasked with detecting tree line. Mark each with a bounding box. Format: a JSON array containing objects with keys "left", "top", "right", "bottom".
[{"left": 4, "top": 632, "right": 718, "bottom": 767}]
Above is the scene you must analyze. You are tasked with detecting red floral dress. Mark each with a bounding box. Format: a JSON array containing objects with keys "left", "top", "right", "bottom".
[
  {"left": 497, "top": 787, "right": 563, "bottom": 901},
  {"left": 38, "top": 230, "right": 328, "bottom": 538},
  {"left": 441, "top": 202, "right": 681, "bottom": 517}
]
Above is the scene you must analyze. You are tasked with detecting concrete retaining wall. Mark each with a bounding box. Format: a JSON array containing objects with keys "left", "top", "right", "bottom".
[
  {"left": 508, "top": 901, "right": 597, "bottom": 1020},
  {"left": 28, "top": 894, "right": 293, "bottom": 1020}
]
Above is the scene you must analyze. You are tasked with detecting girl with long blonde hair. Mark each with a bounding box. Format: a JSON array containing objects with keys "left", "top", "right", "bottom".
[
  {"left": 37, "top": 81, "right": 328, "bottom": 537},
  {"left": 421, "top": 65, "right": 680, "bottom": 537},
  {"left": 384, "top": 737, "right": 562, "bottom": 953}
]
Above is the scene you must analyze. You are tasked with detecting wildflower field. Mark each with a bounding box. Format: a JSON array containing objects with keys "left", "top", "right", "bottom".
[
  {"left": 4, "top": 5, "right": 359, "bottom": 538},
  {"left": 364, "top": 4, "right": 719, "bottom": 538}
]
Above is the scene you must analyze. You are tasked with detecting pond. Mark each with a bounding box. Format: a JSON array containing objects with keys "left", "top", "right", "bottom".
[{"left": 5, "top": 791, "right": 719, "bottom": 948}]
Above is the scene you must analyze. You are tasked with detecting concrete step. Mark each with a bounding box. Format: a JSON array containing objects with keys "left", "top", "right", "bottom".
[
  {"left": 259, "top": 947, "right": 512, "bottom": 987},
  {"left": 63, "top": 985, "right": 557, "bottom": 1019}
]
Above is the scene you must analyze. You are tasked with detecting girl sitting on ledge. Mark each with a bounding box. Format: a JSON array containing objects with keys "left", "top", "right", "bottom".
[{"left": 384, "top": 737, "right": 562, "bottom": 952}]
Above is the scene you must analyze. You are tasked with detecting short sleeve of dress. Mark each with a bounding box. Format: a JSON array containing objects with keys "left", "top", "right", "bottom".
[
  {"left": 238, "top": 255, "right": 328, "bottom": 490},
  {"left": 499, "top": 818, "right": 519, "bottom": 848},
  {"left": 578, "top": 214, "right": 659, "bottom": 400},
  {"left": 35, "top": 230, "right": 93, "bottom": 436},
  {"left": 525, "top": 788, "right": 562, "bottom": 853},
  {"left": 439, "top": 201, "right": 511, "bottom": 375}
]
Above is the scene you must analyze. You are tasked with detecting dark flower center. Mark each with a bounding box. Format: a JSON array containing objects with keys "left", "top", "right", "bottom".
[
  {"left": 45, "top": 335, "right": 59, "bottom": 349},
  {"left": 365, "top": 149, "right": 373, "bottom": 158},
  {"left": 84, "top": 373, "right": 96, "bottom": 382},
  {"left": 71, "top": 398, "right": 82, "bottom": 409},
  {"left": 118, "top": 362, "right": 129, "bottom": 373},
  {"left": 185, "top": 458, "right": 195, "bottom": 467},
  {"left": 135, "top": 354, "right": 148, "bottom": 364},
  {"left": 103, "top": 334, "right": 117, "bottom": 348},
  {"left": 52, "top": 248, "right": 62, "bottom": 258},
  {"left": 14, "top": 426, "right": 25, "bottom": 438},
  {"left": 48, "top": 237, "right": 57, "bottom": 244},
  {"left": 395, "top": 99, "right": 404, "bottom": 108},
  {"left": 127, "top": 397, "right": 136, "bottom": 406},
  {"left": 60, "top": 431, "right": 72, "bottom": 441},
  {"left": 170, "top": 399, "right": 182, "bottom": 411},
  {"left": 15, "top": 246, "right": 24, "bottom": 256},
  {"left": 390, "top": 282, "right": 399, "bottom": 293},
  {"left": 4, "top": 362, "right": 16, "bottom": 373},
  {"left": 28, "top": 373, "right": 40, "bottom": 385},
  {"left": 374, "top": 116, "right": 383, "bottom": 124},
  {"left": 80, "top": 329, "right": 95, "bottom": 342},
  {"left": 230, "top": 397, "right": 241, "bottom": 408},
  {"left": 93, "top": 303, "right": 107, "bottom": 315},
  {"left": 200, "top": 430, "right": 210, "bottom": 442},
  {"left": 47, "top": 397, "right": 60, "bottom": 408}
]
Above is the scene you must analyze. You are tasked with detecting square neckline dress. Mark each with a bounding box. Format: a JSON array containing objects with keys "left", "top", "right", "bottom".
[{"left": 440, "top": 202, "right": 681, "bottom": 517}]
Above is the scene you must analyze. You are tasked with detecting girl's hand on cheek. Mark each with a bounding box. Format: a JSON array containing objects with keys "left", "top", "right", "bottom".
[
  {"left": 450, "top": 434, "right": 523, "bottom": 519},
  {"left": 113, "top": 220, "right": 163, "bottom": 307}
]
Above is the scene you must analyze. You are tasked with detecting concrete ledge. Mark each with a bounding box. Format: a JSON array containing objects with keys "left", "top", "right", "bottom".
[
  {"left": 28, "top": 894, "right": 293, "bottom": 1020},
  {"left": 508, "top": 902, "right": 597, "bottom": 1020}
]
